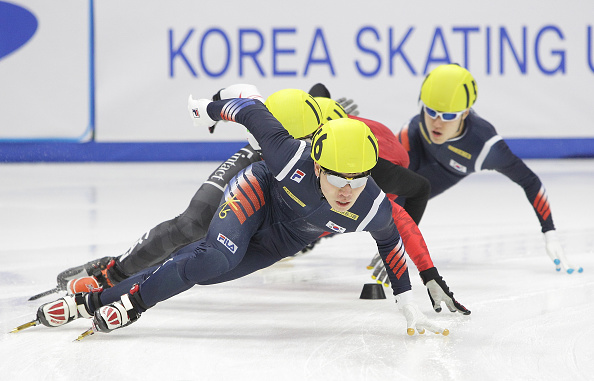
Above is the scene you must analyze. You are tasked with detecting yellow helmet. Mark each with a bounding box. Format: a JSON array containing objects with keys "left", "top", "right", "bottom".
[
  {"left": 420, "top": 64, "right": 478, "bottom": 112},
  {"left": 314, "top": 97, "right": 348, "bottom": 125},
  {"left": 311, "top": 118, "right": 378, "bottom": 173},
  {"left": 264, "top": 89, "right": 322, "bottom": 139}
]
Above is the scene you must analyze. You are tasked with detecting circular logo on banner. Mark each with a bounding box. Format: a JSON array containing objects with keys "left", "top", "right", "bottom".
[{"left": 0, "top": 2, "right": 38, "bottom": 60}]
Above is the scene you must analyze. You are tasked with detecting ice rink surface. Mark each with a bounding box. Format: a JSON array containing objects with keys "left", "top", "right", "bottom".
[{"left": 1, "top": 159, "right": 593, "bottom": 381}]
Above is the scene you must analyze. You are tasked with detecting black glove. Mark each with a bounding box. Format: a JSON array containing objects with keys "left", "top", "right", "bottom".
[{"left": 419, "top": 267, "right": 470, "bottom": 315}]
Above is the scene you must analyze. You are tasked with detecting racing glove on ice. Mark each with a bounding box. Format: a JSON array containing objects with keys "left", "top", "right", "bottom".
[
  {"left": 419, "top": 267, "right": 470, "bottom": 315},
  {"left": 544, "top": 230, "right": 583, "bottom": 274},
  {"left": 395, "top": 291, "right": 449, "bottom": 336}
]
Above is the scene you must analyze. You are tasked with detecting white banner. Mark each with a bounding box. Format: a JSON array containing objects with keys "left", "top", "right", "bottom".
[
  {"left": 0, "top": 0, "right": 89, "bottom": 140},
  {"left": 2, "top": 0, "right": 594, "bottom": 142}
]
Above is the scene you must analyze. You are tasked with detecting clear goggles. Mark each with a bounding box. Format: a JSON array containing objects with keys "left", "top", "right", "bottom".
[
  {"left": 423, "top": 104, "right": 466, "bottom": 121},
  {"left": 322, "top": 167, "right": 369, "bottom": 189}
]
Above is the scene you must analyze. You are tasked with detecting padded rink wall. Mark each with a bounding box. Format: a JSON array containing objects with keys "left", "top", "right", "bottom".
[{"left": 1, "top": 0, "right": 593, "bottom": 162}]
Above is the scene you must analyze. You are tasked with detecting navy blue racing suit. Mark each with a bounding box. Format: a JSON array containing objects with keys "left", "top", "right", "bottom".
[
  {"left": 99, "top": 99, "right": 412, "bottom": 310},
  {"left": 399, "top": 109, "right": 555, "bottom": 233}
]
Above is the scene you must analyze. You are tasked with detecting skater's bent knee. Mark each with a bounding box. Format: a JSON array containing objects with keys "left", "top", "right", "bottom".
[{"left": 183, "top": 248, "right": 231, "bottom": 283}]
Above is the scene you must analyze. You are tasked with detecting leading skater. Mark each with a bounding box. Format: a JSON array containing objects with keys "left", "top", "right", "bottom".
[
  {"left": 50, "top": 86, "right": 467, "bottom": 316},
  {"left": 29, "top": 94, "right": 450, "bottom": 337}
]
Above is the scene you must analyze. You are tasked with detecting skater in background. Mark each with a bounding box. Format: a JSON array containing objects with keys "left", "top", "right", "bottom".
[
  {"left": 29, "top": 96, "right": 450, "bottom": 338},
  {"left": 368, "top": 63, "right": 582, "bottom": 282}
]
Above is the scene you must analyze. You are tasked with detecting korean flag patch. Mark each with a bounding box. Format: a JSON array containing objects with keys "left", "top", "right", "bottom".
[
  {"left": 326, "top": 221, "right": 346, "bottom": 233},
  {"left": 449, "top": 159, "right": 467, "bottom": 173}
]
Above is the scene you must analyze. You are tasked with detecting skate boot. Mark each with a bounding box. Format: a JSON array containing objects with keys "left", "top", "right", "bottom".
[
  {"left": 92, "top": 284, "right": 148, "bottom": 333},
  {"left": 37, "top": 291, "right": 102, "bottom": 328},
  {"left": 66, "top": 277, "right": 100, "bottom": 294},
  {"left": 57, "top": 256, "right": 115, "bottom": 290},
  {"left": 64, "top": 258, "right": 129, "bottom": 294}
]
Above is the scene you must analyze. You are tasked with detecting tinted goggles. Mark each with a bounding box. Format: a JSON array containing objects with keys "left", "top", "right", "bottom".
[
  {"left": 423, "top": 105, "right": 465, "bottom": 121},
  {"left": 322, "top": 168, "right": 369, "bottom": 189}
]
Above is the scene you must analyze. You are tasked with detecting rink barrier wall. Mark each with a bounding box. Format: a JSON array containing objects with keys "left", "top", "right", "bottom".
[
  {"left": 4, "top": 2, "right": 594, "bottom": 144},
  {"left": 0, "top": 139, "right": 593, "bottom": 162}
]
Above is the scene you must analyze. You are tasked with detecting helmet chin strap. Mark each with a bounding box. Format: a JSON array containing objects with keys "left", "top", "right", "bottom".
[
  {"left": 317, "top": 177, "right": 326, "bottom": 200},
  {"left": 314, "top": 163, "right": 326, "bottom": 200},
  {"left": 454, "top": 116, "right": 466, "bottom": 137},
  {"left": 419, "top": 114, "right": 432, "bottom": 143}
]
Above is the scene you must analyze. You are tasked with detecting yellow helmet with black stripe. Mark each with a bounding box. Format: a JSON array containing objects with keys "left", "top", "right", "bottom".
[
  {"left": 264, "top": 89, "right": 322, "bottom": 139},
  {"left": 420, "top": 64, "right": 478, "bottom": 112},
  {"left": 313, "top": 97, "right": 348, "bottom": 125},
  {"left": 311, "top": 118, "right": 378, "bottom": 173}
]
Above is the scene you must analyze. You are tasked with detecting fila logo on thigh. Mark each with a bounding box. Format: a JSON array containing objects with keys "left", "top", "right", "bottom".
[{"left": 217, "top": 233, "right": 238, "bottom": 254}]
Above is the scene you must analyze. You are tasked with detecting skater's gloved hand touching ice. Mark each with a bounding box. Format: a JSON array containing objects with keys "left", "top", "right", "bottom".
[
  {"left": 419, "top": 267, "right": 470, "bottom": 315},
  {"left": 368, "top": 252, "right": 470, "bottom": 315},
  {"left": 544, "top": 230, "right": 583, "bottom": 274},
  {"left": 395, "top": 291, "right": 449, "bottom": 336}
]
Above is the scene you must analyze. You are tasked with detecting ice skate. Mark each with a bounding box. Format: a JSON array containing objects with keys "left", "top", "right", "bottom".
[
  {"left": 79, "top": 284, "right": 148, "bottom": 339},
  {"left": 12, "top": 292, "right": 99, "bottom": 333},
  {"left": 56, "top": 256, "right": 115, "bottom": 290},
  {"left": 36, "top": 292, "right": 101, "bottom": 327}
]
